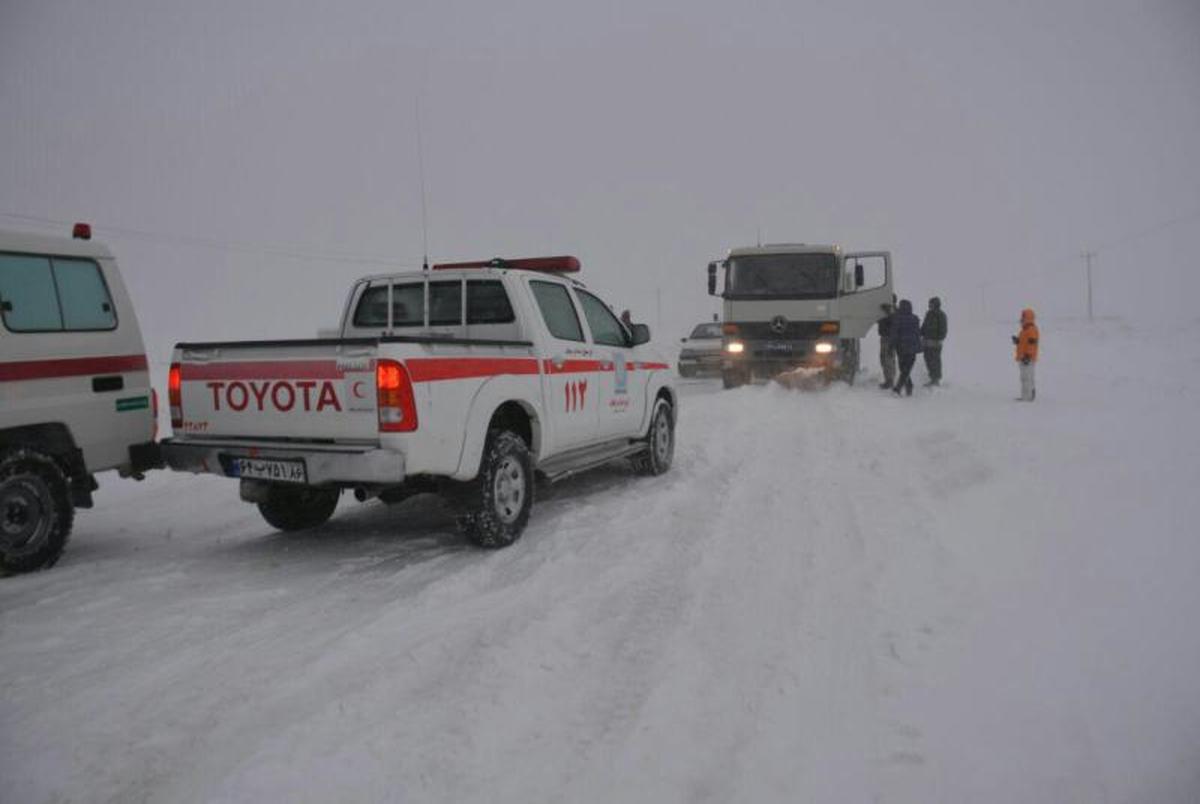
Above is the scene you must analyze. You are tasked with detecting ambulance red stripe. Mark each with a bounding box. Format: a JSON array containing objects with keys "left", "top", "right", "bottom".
[
  {"left": 0, "top": 354, "right": 148, "bottom": 382},
  {"left": 180, "top": 361, "right": 347, "bottom": 381},
  {"left": 406, "top": 357, "right": 540, "bottom": 383}
]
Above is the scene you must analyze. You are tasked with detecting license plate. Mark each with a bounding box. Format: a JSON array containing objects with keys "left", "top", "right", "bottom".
[
  {"left": 225, "top": 456, "right": 307, "bottom": 484},
  {"left": 764, "top": 341, "right": 793, "bottom": 354}
]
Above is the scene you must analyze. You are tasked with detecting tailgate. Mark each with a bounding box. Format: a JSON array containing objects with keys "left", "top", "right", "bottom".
[{"left": 174, "top": 341, "right": 381, "bottom": 444}]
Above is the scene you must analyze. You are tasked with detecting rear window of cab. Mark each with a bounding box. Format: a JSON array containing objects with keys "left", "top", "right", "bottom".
[
  {"left": 0, "top": 253, "right": 117, "bottom": 332},
  {"left": 353, "top": 279, "right": 515, "bottom": 328}
]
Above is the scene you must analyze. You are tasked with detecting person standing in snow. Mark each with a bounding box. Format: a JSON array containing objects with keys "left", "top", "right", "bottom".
[
  {"left": 920, "top": 296, "right": 948, "bottom": 386},
  {"left": 877, "top": 301, "right": 897, "bottom": 389},
  {"left": 1012, "top": 307, "right": 1039, "bottom": 401},
  {"left": 890, "top": 299, "right": 923, "bottom": 397}
]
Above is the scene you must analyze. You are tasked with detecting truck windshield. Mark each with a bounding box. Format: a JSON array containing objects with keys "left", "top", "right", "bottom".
[{"left": 725, "top": 253, "right": 839, "bottom": 300}]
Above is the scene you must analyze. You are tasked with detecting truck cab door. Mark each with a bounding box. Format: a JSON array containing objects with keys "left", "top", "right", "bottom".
[
  {"left": 526, "top": 278, "right": 599, "bottom": 452},
  {"left": 838, "top": 252, "right": 893, "bottom": 339},
  {"left": 573, "top": 288, "right": 646, "bottom": 441}
]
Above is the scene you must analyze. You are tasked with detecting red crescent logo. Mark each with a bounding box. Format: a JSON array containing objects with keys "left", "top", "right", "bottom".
[{"left": 352, "top": 380, "right": 367, "bottom": 399}]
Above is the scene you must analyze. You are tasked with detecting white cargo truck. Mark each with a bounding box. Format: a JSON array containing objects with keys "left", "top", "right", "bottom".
[
  {"left": 707, "top": 244, "right": 894, "bottom": 387},
  {"left": 0, "top": 224, "right": 160, "bottom": 573},
  {"left": 161, "top": 256, "right": 677, "bottom": 548}
]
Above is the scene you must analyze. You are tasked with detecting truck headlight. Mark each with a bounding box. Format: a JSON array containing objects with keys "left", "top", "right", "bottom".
[
  {"left": 814, "top": 342, "right": 834, "bottom": 354},
  {"left": 725, "top": 341, "right": 745, "bottom": 354}
]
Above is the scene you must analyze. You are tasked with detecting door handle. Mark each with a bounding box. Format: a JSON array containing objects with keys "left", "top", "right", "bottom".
[
  {"left": 551, "top": 355, "right": 566, "bottom": 369},
  {"left": 92, "top": 375, "right": 124, "bottom": 393}
]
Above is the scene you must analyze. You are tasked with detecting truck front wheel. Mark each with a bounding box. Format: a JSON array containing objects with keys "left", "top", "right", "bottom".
[
  {"left": 257, "top": 484, "right": 340, "bottom": 532},
  {"left": 0, "top": 449, "right": 74, "bottom": 574},
  {"left": 458, "top": 430, "right": 533, "bottom": 549}
]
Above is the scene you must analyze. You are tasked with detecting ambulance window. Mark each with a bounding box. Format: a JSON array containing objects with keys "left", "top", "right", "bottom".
[
  {"left": 576, "top": 290, "right": 628, "bottom": 347},
  {"left": 352, "top": 285, "right": 390, "bottom": 327},
  {"left": 53, "top": 258, "right": 117, "bottom": 330},
  {"left": 467, "top": 280, "right": 515, "bottom": 324},
  {"left": 0, "top": 254, "right": 65, "bottom": 332},
  {"left": 390, "top": 283, "right": 425, "bottom": 327},
  {"left": 530, "top": 280, "right": 584, "bottom": 342},
  {"left": 428, "top": 281, "right": 462, "bottom": 326}
]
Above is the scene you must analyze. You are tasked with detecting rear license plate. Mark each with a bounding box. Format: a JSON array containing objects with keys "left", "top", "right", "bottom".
[
  {"left": 764, "top": 341, "right": 793, "bottom": 354},
  {"left": 224, "top": 456, "right": 307, "bottom": 484}
]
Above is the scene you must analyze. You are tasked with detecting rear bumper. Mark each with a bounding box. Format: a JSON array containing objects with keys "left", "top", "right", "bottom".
[
  {"left": 677, "top": 353, "right": 723, "bottom": 374},
  {"left": 161, "top": 439, "right": 405, "bottom": 486}
]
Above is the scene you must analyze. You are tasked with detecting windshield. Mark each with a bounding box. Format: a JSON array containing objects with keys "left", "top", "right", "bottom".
[
  {"left": 689, "top": 323, "right": 722, "bottom": 339},
  {"left": 725, "top": 253, "right": 839, "bottom": 299}
]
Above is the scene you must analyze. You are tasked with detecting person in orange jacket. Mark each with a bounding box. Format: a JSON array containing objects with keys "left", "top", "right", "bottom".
[{"left": 1011, "top": 308, "right": 1039, "bottom": 401}]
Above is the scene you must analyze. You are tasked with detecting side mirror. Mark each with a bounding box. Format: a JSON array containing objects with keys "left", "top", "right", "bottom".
[
  {"left": 707, "top": 262, "right": 718, "bottom": 296},
  {"left": 854, "top": 263, "right": 865, "bottom": 288},
  {"left": 632, "top": 323, "right": 651, "bottom": 346}
]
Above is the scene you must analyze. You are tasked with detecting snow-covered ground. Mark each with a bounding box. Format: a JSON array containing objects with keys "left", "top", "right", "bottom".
[{"left": 3, "top": 319, "right": 1199, "bottom": 803}]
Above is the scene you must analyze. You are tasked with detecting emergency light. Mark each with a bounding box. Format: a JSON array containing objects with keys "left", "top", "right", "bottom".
[
  {"left": 72, "top": 222, "right": 92, "bottom": 240},
  {"left": 432, "top": 256, "right": 581, "bottom": 273}
]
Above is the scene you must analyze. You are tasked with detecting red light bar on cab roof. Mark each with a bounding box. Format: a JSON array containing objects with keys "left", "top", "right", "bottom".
[
  {"left": 432, "top": 255, "right": 581, "bottom": 273},
  {"left": 72, "top": 222, "right": 92, "bottom": 240}
]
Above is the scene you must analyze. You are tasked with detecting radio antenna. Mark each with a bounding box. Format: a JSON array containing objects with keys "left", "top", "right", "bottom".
[{"left": 416, "top": 94, "right": 430, "bottom": 271}]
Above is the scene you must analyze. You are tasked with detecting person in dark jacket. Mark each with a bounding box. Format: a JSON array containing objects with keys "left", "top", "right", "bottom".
[
  {"left": 877, "top": 302, "right": 896, "bottom": 389},
  {"left": 890, "top": 299, "right": 922, "bottom": 396},
  {"left": 920, "top": 296, "right": 948, "bottom": 386}
]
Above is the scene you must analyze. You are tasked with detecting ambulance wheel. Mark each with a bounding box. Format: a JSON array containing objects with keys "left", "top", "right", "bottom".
[
  {"left": 0, "top": 449, "right": 74, "bottom": 574},
  {"left": 458, "top": 430, "right": 532, "bottom": 549},
  {"left": 632, "top": 399, "right": 674, "bottom": 476},
  {"left": 257, "top": 484, "right": 339, "bottom": 532}
]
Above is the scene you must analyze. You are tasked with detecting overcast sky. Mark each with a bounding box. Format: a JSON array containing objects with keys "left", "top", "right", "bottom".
[{"left": 3, "top": 0, "right": 1198, "bottom": 352}]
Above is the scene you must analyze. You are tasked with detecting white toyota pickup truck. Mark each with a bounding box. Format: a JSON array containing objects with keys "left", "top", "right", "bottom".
[{"left": 161, "top": 256, "right": 676, "bottom": 547}]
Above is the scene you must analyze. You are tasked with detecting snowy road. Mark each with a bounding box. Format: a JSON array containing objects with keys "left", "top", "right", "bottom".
[{"left": 3, "top": 322, "right": 1199, "bottom": 803}]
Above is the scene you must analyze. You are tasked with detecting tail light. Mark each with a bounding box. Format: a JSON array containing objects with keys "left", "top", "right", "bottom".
[
  {"left": 377, "top": 359, "right": 418, "bottom": 432},
  {"left": 151, "top": 388, "right": 160, "bottom": 441},
  {"left": 168, "top": 363, "right": 182, "bottom": 429}
]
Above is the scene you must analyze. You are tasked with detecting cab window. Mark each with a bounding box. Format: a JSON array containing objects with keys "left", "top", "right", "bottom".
[
  {"left": 530, "top": 281, "right": 584, "bottom": 342},
  {"left": 576, "top": 290, "right": 628, "bottom": 347},
  {"left": 0, "top": 254, "right": 116, "bottom": 332},
  {"left": 467, "top": 280, "right": 515, "bottom": 324},
  {"left": 428, "top": 281, "right": 462, "bottom": 326},
  {"left": 351, "top": 282, "right": 427, "bottom": 328}
]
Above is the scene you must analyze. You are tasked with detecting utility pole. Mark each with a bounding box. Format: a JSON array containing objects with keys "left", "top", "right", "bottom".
[{"left": 1081, "top": 250, "right": 1096, "bottom": 322}]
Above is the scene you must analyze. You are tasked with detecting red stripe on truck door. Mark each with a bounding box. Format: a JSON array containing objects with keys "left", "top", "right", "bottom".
[
  {"left": 406, "top": 357, "right": 540, "bottom": 383},
  {"left": 0, "top": 354, "right": 148, "bottom": 382}
]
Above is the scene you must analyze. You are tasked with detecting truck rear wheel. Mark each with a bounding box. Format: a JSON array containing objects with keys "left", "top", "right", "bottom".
[
  {"left": 457, "top": 430, "right": 533, "bottom": 549},
  {"left": 722, "top": 367, "right": 748, "bottom": 389},
  {"left": 257, "top": 484, "right": 340, "bottom": 532},
  {"left": 0, "top": 449, "right": 74, "bottom": 574}
]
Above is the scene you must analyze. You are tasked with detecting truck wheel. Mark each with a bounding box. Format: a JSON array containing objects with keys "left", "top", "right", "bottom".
[
  {"left": 678, "top": 365, "right": 695, "bottom": 378},
  {"left": 458, "top": 430, "right": 533, "bottom": 549},
  {"left": 632, "top": 399, "right": 674, "bottom": 476},
  {"left": 0, "top": 449, "right": 74, "bottom": 574},
  {"left": 840, "top": 339, "right": 860, "bottom": 384},
  {"left": 722, "top": 368, "right": 747, "bottom": 389},
  {"left": 257, "top": 485, "right": 340, "bottom": 532}
]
